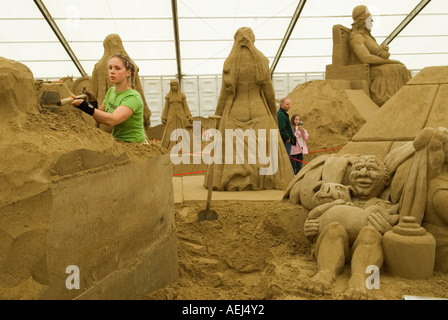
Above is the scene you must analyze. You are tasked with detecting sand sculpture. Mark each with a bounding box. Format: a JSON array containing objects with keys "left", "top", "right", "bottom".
[
  {"left": 205, "top": 27, "right": 293, "bottom": 191},
  {"left": 161, "top": 79, "right": 193, "bottom": 150},
  {"left": 326, "top": 5, "right": 412, "bottom": 106},
  {"left": 283, "top": 65, "right": 448, "bottom": 298},
  {"left": 0, "top": 56, "right": 178, "bottom": 299},
  {"left": 91, "top": 33, "right": 151, "bottom": 137}
]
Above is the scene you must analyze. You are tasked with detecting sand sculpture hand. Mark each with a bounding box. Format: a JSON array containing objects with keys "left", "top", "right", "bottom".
[
  {"left": 82, "top": 85, "right": 97, "bottom": 103},
  {"left": 366, "top": 211, "right": 394, "bottom": 234},
  {"left": 304, "top": 218, "right": 320, "bottom": 243}
]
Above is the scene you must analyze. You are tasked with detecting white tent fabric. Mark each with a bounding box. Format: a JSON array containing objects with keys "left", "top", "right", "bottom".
[{"left": 1, "top": 0, "right": 447, "bottom": 79}]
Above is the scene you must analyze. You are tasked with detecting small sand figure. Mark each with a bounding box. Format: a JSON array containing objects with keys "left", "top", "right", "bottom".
[{"left": 161, "top": 79, "right": 193, "bottom": 150}]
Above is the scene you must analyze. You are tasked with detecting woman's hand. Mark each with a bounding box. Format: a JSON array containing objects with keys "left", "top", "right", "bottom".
[{"left": 70, "top": 95, "right": 84, "bottom": 107}]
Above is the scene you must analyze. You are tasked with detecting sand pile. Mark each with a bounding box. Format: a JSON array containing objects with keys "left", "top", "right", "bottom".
[
  {"left": 0, "top": 108, "right": 166, "bottom": 209},
  {"left": 145, "top": 200, "right": 448, "bottom": 300},
  {"left": 287, "top": 80, "right": 368, "bottom": 163},
  {"left": 1, "top": 57, "right": 172, "bottom": 298}
]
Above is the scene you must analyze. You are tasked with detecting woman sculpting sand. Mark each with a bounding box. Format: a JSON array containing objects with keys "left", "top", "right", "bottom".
[
  {"left": 161, "top": 79, "right": 193, "bottom": 150},
  {"left": 71, "top": 53, "right": 146, "bottom": 143},
  {"left": 349, "top": 5, "right": 412, "bottom": 106},
  {"left": 205, "top": 27, "right": 293, "bottom": 191},
  {"left": 91, "top": 34, "right": 151, "bottom": 133}
]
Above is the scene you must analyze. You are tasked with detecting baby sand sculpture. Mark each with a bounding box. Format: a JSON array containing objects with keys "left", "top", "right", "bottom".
[
  {"left": 91, "top": 33, "right": 151, "bottom": 136},
  {"left": 161, "top": 79, "right": 193, "bottom": 150},
  {"left": 0, "top": 56, "right": 178, "bottom": 300},
  {"left": 326, "top": 5, "right": 412, "bottom": 106},
  {"left": 205, "top": 27, "right": 293, "bottom": 191}
]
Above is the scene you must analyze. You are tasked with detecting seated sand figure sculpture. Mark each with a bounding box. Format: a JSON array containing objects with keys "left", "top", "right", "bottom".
[
  {"left": 205, "top": 27, "right": 293, "bottom": 191},
  {"left": 302, "top": 155, "right": 399, "bottom": 299},
  {"left": 161, "top": 79, "right": 193, "bottom": 150},
  {"left": 386, "top": 127, "right": 448, "bottom": 273},
  {"left": 347, "top": 5, "right": 412, "bottom": 106},
  {"left": 91, "top": 33, "right": 151, "bottom": 135}
]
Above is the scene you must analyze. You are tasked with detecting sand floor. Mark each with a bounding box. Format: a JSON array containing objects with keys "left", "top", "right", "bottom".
[{"left": 144, "top": 199, "right": 448, "bottom": 300}]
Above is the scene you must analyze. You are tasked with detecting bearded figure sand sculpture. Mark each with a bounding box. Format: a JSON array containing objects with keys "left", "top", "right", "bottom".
[
  {"left": 348, "top": 5, "right": 412, "bottom": 106},
  {"left": 161, "top": 79, "right": 193, "bottom": 150},
  {"left": 91, "top": 33, "right": 151, "bottom": 135},
  {"left": 205, "top": 27, "right": 293, "bottom": 191}
]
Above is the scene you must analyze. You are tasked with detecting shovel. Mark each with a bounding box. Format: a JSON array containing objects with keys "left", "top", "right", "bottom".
[
  {"left": 197, "top": 163, "right": 218, "bottom": 222},
  {"left": 39, "top": 91, "right": 87, "bottom": 110}
]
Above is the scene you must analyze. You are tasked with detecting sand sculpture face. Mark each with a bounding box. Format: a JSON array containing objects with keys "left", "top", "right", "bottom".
[
  {"left": 311, "top": 181, "right": 353, "bottom": 207},
  {"left": 365, "top": 11, "right": 373, "bottom": 30},
  {"left": 170, "top": 80, "right": 179, "bottom": 91},
  {"left": 234, "top": 27, "right": 255, "bottom": 47},
  {"left": 349, "top": 155, "right": 388, "bottom": 201},
  {"left": 352, "top": 5, "right": 370, "bottom": 28}
]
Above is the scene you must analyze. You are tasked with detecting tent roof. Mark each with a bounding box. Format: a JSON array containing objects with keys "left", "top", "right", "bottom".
[{"left": 1, "top": 0, "right": 447, "bottom": 79}]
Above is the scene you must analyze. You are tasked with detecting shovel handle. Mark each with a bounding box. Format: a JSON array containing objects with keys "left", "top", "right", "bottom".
[
  {"left": 205, "top": 163, "right": 214, "bottom": 211},
  {"left": 59, "top": 94, "right": 87, "bottom": 106}
]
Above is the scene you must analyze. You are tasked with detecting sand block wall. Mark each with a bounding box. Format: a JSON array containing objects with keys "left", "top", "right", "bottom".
[
  {"left": 0, "top": 56, "right": 178, "bottom": 299},
  {"left": 0, "top": 154, "right": 178, "bottom": 300}
]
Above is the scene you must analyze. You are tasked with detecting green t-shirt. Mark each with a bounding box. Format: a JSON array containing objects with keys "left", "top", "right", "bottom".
[{"left": 103, "top": 87, "right": 146, "bottom": 143}]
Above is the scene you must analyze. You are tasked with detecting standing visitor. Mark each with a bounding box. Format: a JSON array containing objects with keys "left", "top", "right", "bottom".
[
  {"left": 277, "top": 97, "right": 296, "bottom": 169},
  {"left": 290, "top": 114, "right": 309, "bottom": 174}
]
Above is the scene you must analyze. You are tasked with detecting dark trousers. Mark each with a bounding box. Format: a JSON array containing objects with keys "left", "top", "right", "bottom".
[
  {"left": 283, "top": 141, "right": 293, "bottom": 171},
  {"left": 290, "top": 153, "right": 303, "bottom": 175}
]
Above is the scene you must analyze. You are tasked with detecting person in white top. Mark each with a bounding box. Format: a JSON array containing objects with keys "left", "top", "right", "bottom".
[{"left": 290, "top": 114, "right": 309, "bottom": 175}]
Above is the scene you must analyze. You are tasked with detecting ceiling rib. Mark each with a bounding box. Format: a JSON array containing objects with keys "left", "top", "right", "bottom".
[
  {"left": 270, "top": 0, "right": 307, "bottom": 78},
  {"left": 171, "top": 0, "right": 183, "bottom": 84},
  {"left": 33, "top": 0, "right": 87, "bottom": 77},
  {"left": 382, "top": 0, "right": 432, "bottom": 46}
]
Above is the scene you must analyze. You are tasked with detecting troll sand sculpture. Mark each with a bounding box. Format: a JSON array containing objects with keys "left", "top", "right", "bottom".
[
  {"left": 283, "top": 126, "right": 448, "bottom": 298},
  {"left": 205, "top": 27, "right": 293, "bottom": 191},
  {"left": 348, "top": 5, "right": 412, "bottom": 106},
  {"left": 301, "top": 155, "right": 399, "bottom": 299},
  {"left": 91, "top": 33, "right": 151, "bottom": 135},
  {"left": 161, "top": 79, "right": 193, "bottom": 150}
]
